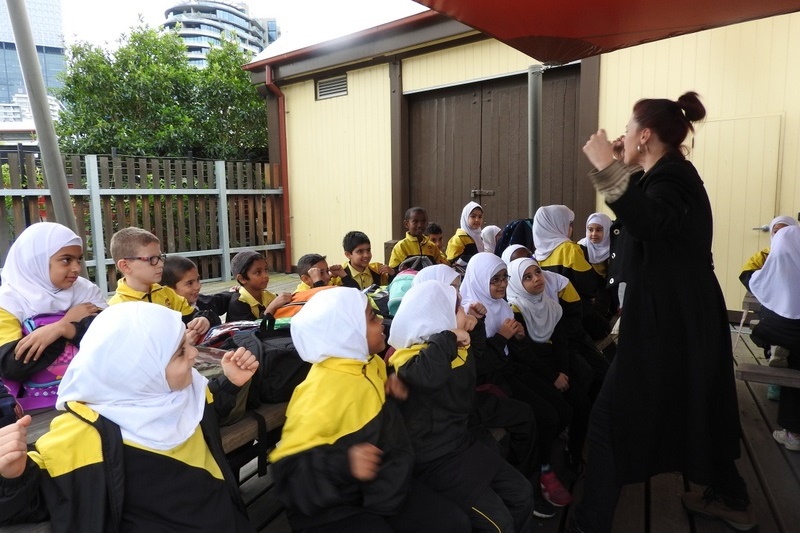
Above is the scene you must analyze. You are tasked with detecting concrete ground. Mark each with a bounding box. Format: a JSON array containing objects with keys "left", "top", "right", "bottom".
[{"left": 201, "top": 272, "right": 300, "bottom": 296}]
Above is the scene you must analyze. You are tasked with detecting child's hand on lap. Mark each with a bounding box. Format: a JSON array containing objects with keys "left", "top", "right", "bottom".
[
  {"left": 221, "top": 347, "right": 259, "bottom": 387},
  {"left": 348, "top": 442, "right": 382, "bottom": 481},
  {"left": 0, "top": 415, "right": 31, "bottom": 479}
]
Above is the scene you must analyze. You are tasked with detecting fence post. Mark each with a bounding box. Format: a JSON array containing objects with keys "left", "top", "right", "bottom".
[
  {"left": 85, "top": 155, "right": 108, "bottom": 295},
  {"left": 216, "top": 160, "right": 231, "bottom": 281}
]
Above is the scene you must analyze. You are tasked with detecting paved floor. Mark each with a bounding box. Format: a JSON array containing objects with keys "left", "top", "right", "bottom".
[{"left": 202, "top": 272, "right": 300, "bottom": 296}]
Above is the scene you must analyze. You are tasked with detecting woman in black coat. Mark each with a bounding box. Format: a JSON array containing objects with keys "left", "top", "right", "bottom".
[{"left": 573, "top": 92, "right": 755, "bottom": 533}]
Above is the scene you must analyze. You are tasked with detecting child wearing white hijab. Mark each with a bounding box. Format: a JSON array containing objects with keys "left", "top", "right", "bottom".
[
  {"left": 0, "top": 301, "right": 258, "bottom": 532},
  {"left": 270, "top": 287, "right": 469, "bottom": 533},
  {"left": 0, "top": 223, "right": 107, "bottom": 405},
  {"left": 481, "top": 225, "right": 502, "bottom": 254},
  {"left": 577, "top": 212, "right": 613, "bottom": 277},
  {"left": 533, "top": 205, "right": 611, "bottom": 342},
  {"left": 446, "top": 201, "right": 485, "bottom": 268},
  {"left": 748, "top": 225, "right": 800, "bottom": 450},
  {"left": 388, "top": 280, "right": 533, "bottom": 532}
]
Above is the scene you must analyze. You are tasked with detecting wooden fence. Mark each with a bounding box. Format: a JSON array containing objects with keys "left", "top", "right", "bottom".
[{"left": 1, "top": 151, "right": 285, "bottom": 294}]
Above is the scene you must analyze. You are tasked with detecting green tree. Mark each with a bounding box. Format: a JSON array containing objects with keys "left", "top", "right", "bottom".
[{"left": 55, "top": 26, "right": 267, "bottom": 160}]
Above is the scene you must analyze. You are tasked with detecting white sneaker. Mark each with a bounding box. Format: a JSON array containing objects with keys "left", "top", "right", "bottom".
[
  {"left": 768, "top": 346, "right": 789, "bottom": 368},
  {"left": 773, "top": 429, "right": 800, "bottom": 451}
]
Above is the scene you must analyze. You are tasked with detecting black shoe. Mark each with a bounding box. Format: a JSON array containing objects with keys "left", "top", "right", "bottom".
[{"left": 533, "top": 496, "right": 556, "bottom": 518}]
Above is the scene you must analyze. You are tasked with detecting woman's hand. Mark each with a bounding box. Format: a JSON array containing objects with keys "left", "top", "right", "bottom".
[
  {"left": 583, "top": 129, "right": 616, "bottom": 171},
  {"left": 220, "top": 347, "right": 259, "bottom": 387}
]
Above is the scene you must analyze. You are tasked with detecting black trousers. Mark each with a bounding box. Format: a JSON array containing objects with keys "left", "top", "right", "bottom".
[{"left": 470, "top": 459, "right": 533, "bottom": 533}]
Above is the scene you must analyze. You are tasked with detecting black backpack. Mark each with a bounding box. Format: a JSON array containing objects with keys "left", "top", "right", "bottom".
[{"left": 494, "top": 218, "right": 534, "bottom": 257}]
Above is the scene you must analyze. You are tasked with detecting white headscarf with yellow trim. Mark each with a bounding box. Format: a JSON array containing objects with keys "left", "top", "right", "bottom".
[
  {"left": 507, "top": 258, "right": 563, "bottom": 342},
  {"left": 56, "top": 302, "right": 206, "bottom": 451},
  {"left": 388, "top": 280, "right": 466, "bottom": 370}
]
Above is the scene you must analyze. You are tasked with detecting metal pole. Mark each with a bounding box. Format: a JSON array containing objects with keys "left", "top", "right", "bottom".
[
  {"left": 6, "top": 0, "right": 77, "bottom": 235},
  {"left": 528, "top": 64, "right": 543, "bottom": 217},
  {"left": 85, "top": 155, "right": 108, "bottom": 295},
  {"left": 215, "top": 161, "right": 231, "bottom": 281}
]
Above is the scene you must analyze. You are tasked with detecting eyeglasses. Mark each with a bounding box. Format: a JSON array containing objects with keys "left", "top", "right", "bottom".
[
  {"left": 489, "top": 274, "right": 510, "bottom": 286},
  {"left": 124, "top": 254, "right": 166, "bottom": 266}
]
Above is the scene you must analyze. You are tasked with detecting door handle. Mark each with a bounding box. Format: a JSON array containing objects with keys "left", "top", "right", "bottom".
[
  {"left": 470, "top": 189, "right": 495, "bottom": 198},
  {"left": 752, "top": 224, "right": 769, "bottom": 232}
]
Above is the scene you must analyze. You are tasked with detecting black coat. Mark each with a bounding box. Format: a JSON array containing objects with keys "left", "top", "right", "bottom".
[{"left": 605, "top": 154, "right": 740, "bottom": 484}]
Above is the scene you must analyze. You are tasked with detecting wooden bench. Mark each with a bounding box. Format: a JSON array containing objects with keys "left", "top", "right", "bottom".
[
  {"left": 221, "top": 401, "right": 287, "bottom": 480},
  {"left": 735, "top": 363, "right": 800, "bottom": 388}
]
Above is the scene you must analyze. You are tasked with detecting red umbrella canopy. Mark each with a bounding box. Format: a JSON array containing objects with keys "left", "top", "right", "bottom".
[{"left": 415, "top": 0, "right": 800, "bottom": 64}]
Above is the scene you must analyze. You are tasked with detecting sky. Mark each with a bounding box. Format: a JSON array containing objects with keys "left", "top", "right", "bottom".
[{"left": 61, "top": 0, "right": 428, "bottom": 51}]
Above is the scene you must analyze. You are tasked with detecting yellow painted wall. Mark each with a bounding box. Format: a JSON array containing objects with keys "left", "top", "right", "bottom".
[
  {"left": 402, "top": 39, "right": 539, "bottom": 93},
  {"left": 284, "top": 64, "right": 392, "bottom": 266},
  {"left": 282, "top": 38, "right": 540, "bottom": 267},
  {"left": 597, "top": 13, "right": 800, "bottom": 309}
]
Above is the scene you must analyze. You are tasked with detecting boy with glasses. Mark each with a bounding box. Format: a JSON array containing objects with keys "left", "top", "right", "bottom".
[{"left": 108, "top": 227, "right": 215, "bottom": 336}]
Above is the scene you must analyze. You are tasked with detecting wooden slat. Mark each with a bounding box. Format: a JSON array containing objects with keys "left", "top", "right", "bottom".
[
  {"left": 735, "top": 364, "right": 800, "bottom": 388},
  {"left": 649, "top": 473, "right": 691, "bottom": 533},
  {"left": 612, "top": 482, "right": 646, "bottom": 531}
]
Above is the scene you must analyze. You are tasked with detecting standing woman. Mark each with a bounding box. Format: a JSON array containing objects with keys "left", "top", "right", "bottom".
[{"left": 575, "top": 92, "right": 755, "bottom": 533}]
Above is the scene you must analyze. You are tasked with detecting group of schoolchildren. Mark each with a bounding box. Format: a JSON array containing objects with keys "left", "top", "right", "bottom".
[{"left": 1, "top": 202, "right": 794, "bottom": 532}]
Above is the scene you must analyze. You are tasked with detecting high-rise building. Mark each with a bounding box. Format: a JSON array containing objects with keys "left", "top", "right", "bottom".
[
  {"left": 0, "top": 0, "right": 65, "bottom": 106},
  {"left": 163, "top": 1, "right": 279, "bottom": 68}
]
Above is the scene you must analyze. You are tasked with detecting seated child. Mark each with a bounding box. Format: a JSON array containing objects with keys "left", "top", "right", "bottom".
[
  {"left": 0, "top": 223, "right": 106, "bottom": 403},
  {"left": 748, "top": 225, "right": 800, "bottom": 451},
  {"left": 481, "top": 225, "right": 502, "bottom": 254},
  {"left": 576, "top": 212, "right": 612, "bottom": 278},
  {"left": 339, "top": 231, "right": 395, "bottom": 290},
  {"left": 388, "top": 279, "right": 533, "bottom": 532},
  {"left": 533, "top": 205, "right": 609, "bottom": 341},
  {"left": 389, "top": 207, "right": 449, "bottom": 271},
  {"left": 295, "top": 253, "right": 344, "bottom": 292},
  {"left": 108, "top": 227, "right": 214, "bottom": 336},
  {"left": 270, "top": 287, "right": 470, "bottom": 533},
  {"left": 225, "top": 250, "right": 291, "bottom": 322},
  {"left": 424, "top": 222, "right": 445, "bottom": 253},
  {"left": 162, "top": 255, "right": 235, "bottom": 319},
  {"left": 446, "top": 201, "right": 485, "bottom": 267},
  {"left": 0, "top": 301, "right": 258, "bottom": 531}
]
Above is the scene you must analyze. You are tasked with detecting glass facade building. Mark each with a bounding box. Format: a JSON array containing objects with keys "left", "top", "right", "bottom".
[{"left": 163, "top": 1, "right": 279, "bottom": 67}]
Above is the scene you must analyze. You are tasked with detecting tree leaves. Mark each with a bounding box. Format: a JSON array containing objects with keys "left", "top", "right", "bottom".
[{"left": 55, "top": 26, "right": 268, "bottom": 160}]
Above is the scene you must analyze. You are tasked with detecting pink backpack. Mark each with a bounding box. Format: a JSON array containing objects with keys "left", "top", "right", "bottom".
[{"left": 4, "top": 313, "right": 79, "bottom": 411}]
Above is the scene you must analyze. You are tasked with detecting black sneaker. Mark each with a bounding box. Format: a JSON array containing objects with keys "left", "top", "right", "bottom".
[{"left": 533, "top": 497, "right": 556, "bottom": 518}]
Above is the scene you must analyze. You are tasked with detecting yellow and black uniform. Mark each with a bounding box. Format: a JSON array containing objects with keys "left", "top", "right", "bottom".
[
  {"left": 109, "top": 279, "right": 219, "bottom": 326},
  {"left": 0, "top": 308, "right": 94, "bottom": 382},
  {"left": 0, "top": 386, "right": 253, "bottom": 533},
  {"left": 445, "top": 229, "right": 480, "bottom": 265},
  {"left": 225, "top": 288, "right": 277, "bottom": 322},
  {"left": 339, "top": 262, "right": 390, "bottom": 290},
  {"left": 388, "top": 233, "right": 449, "bottom": 269},
  {"left": 270, "top": 355, "right": 415, "bottom": 530},
  {"left": 739, "top": 247, "right": 769, "bottom": 291}
]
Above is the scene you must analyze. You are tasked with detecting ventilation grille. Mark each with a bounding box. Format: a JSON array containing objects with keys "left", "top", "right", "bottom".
[{"left": 316, "top": 75, "right": 348, "bottom": 100}]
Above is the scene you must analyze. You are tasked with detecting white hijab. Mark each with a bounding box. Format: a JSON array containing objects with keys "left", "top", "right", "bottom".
[
  {"left": 769, "top": 215, "right": 798, "bottom": 239},
  {"left": 291, "top": 287, "right": 368, "bottom": 363},
  {"left": 413, "top": 264, "right": 460, "bottom": 286},
  {"left": 532, "top": 205, "right": 574, "bottom": 261},
  {"left": 507, "top": 258, "right": 563, "bottom": 342},
  {"left": 481, "top": 225, "right": 502, "bottom": 254},
  {"left": 56, "top": 302, "right": 206, "bottom": 451},
  {"left": 543, "top": 271, "right": 570, "bottom": 302},
  {"left": 388, "top": 280, "right": 457, "bottom": 349},
  {"left": 460, "top": 201, "right": 485, "bottom": 252},
  {"left": 750, "top": 225, "right": 800, "bottom": 319},
  {"left": 577, "top": 212, "right": 612, "bottom": 263},
  {"left": 501, "top": 244, "right": 531, "bottom": 266},
  {"left": 0, "top": 222, "right": 107, "bottom": 321},
  {"left": 460, "top": 252, "right": 514, "bottom": 337}
]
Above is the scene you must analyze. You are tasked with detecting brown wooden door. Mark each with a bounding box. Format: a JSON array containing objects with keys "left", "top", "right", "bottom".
[{"left": 406, "top": 67, "right": 588, "bottom": 239}]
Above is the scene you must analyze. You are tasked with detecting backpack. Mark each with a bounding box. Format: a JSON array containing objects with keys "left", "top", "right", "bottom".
[
  {"left": 200, "top": 320, "right": 263, "bottom": 349},
  {"left": 495, "top": 218, "right": 534, "bottom": 258},
  {"left": 272, "top": 285, "right": 335, "bottom": 319},
  {"left": 396, "top": 255, "right": 434, "bottom": 272},
  {"left": 4, "top": 313, "right": 78, "bottom": 411},
  {"left": 387, "top": 270, "right": 418, "bottom": 316}
]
